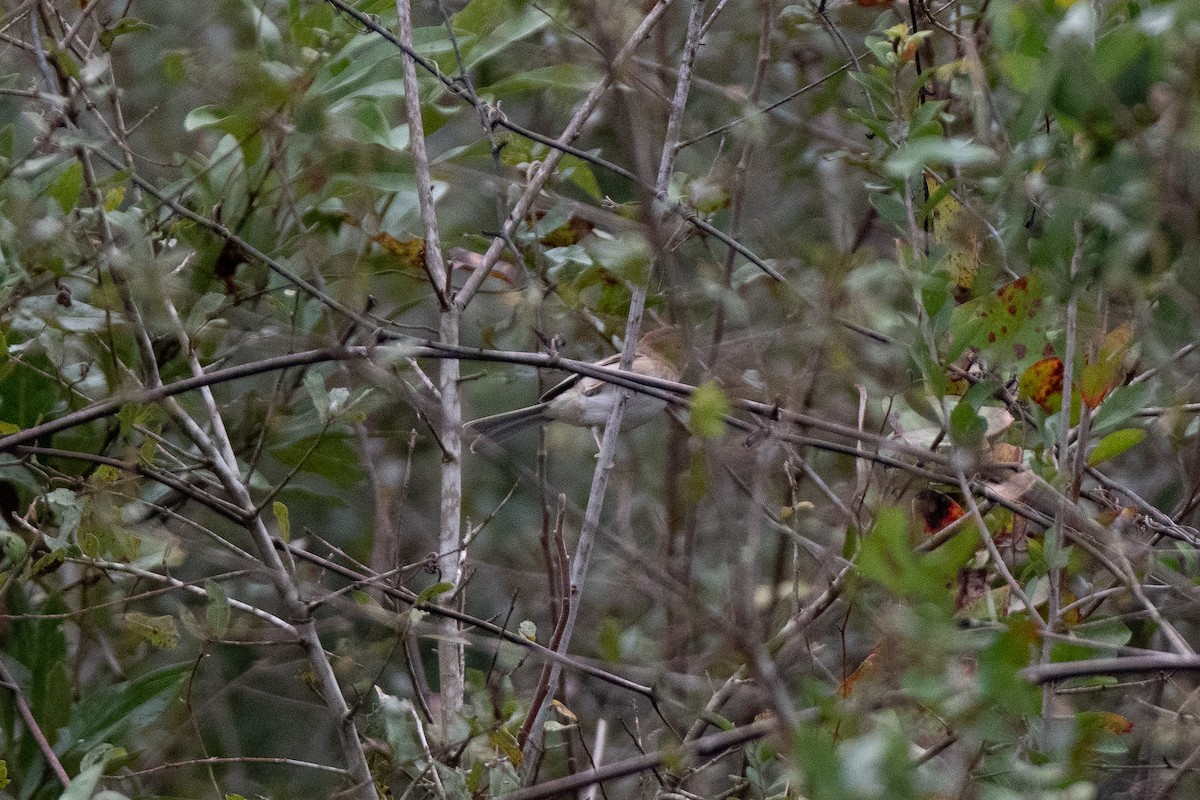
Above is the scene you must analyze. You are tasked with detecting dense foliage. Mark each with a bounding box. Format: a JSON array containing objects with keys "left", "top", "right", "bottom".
[{"left": 1, "top": 0, "right": 1200, "bottom": 798}]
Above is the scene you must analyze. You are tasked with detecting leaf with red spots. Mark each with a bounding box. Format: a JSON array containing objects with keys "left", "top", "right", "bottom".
[
  {"left": 951, "top": 274, "right": 1053, "bottom": 371},
  {"left": 1018, "top": 356, "right": 1064, "bottom": 413}
]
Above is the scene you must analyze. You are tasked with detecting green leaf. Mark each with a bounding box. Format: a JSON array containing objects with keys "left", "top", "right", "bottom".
[
  {"left": 559, "top": 155, "right": 602, "bottom": 202},
  {"left": 273, "top": 500, "right": 291, "bottom": 543},
  {"left": 161, "top": 50, "right": 187, "bottom": 83},
  {"left": 205, "top": 579, "right": 231, "bottom": 638},
  {"left": 1087, "top": 428, "right": 1146, "bottom": 466},
  {"left": 885, "top": 137, "right": 995, "bottom": 178},
  {"left": 950, "top": 400, "right": 986, "bottom": 448},
  {"left": 794, "top": 725, "right": 846, "bottom": 800},
  {"left": 183, "top": 104, "right": 229, "bottom": 132},
  {"left": 184, "top": 292, "right": 226, "bottom": 336},
  {"left": 48, "top": 161, "right": 84, "bottom": 213},
  {"left": 244, "top": 0, "right": 283, "bottom": 58},
  {"left": 303, "top": 370, "right": 330, "bottom": 420},
  {"left": 99, "top": 17, "right": 154, "bottom": 50},
  {"left": 415, "top": 581, "right": 455, "bottom": 604},
  {"left": 690, "top": 382, "right": 729, "bottom": 438},
  {"left": 483, "top": 64, "right": 601, "bottom": 96},
  {"left": 338, "top": 97, "right": 408, "bottom": 150},
  {"left": 949, "top": 274, "right": 1053, "bottom": 371},
  {"left": 103, "top": 185, "right": 126, "bottom": 211},
  {"left": 0, "top": 530, "right": 28, "bottom": 567},
  {"left": 182, "top": 106, "right": 258, "bottom": 146},
  {"left": 44, "top": 488, "right": 83, "bottom": 549},
  {"left": 272, "top": 433, "right": 363, "bottom": 489},
  {"left": 58, "top": 762, "right": 104, "bottom": 800},
  {"left": 977, "top": 619, "right": 1041, "bottom": 714},
  {"left": 1076, "top": 617, "right": 1131, "bottom": 648},
  {"left": 0, "top": 356, "right": 60, "bottom": 431},
  {"left": 857, "top": 507, "right": 977, "bottom": 604},
  {"left": 1090, "top": 382, "right": 1152, "bottom": 435},
  {"left": 597, "top": 616, "right": 622, "bottom": 663},
  {"left": 454, "top": 0, "right": 550, "bottom": 70},
  {"left": 585, "top": 232, "right": 652, "bottom": 285},
  {"left": 0, "top": 123, "right": 13, "bottom": 160},
  {"left": 869, "top": 191, "right": 909, "bottom": 233},
  {"left": 67, "top": 662, "right": 191, "bottom": 756}
]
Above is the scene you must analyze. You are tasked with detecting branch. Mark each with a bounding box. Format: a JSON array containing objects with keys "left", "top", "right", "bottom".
[
  {"left": 1022, "top": 654, "right": 1200, "bottom": 685},
  {"left": 0, "top": 658, "right": 71, "bottom": 788},
  {"left": 394, "top": 0, "right": 465, "bottom": 732},
  {"left": 502, "top": 716, "right": 786, "bottom": 800}
]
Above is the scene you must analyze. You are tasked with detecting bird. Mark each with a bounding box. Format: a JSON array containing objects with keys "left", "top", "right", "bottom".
[{"left": 465, "top": 326, "right": 684, "bottom": 445}]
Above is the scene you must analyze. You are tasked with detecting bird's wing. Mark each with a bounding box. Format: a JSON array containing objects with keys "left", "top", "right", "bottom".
[{"left": 538, "top": 352, "right": 621, "bottom": 402}]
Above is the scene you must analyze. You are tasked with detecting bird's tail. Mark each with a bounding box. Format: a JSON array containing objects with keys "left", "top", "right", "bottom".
[{"left": 464, "top": 404, "right": 550, "bottom": 447}]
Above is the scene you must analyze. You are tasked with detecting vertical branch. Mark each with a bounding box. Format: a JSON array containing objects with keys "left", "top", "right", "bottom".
[
  {"left": 709, "top": 0, "right": 772, "bottom": 358},
  {"left": 1043, "top": 219, "right": 1082, "bottom": 720},
  {"left": 394, "top": 0, "right": 462, "bottom": 732},
  {"left": 518, "top": 0, "right": 709, "bottom": 776}
]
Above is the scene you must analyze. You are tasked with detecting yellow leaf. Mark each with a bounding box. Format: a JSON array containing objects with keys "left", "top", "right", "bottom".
[
  {"left": 125, "top": 612, "right": 180, "bottom": 648},
  {"left": 273, "top": 501, "right": 290, "bottom": 542},
  {"left": 104, "top": 185, "right": 126, "bottom": 211},
  {"left": 690, "top": 382, "right": 729, "bottom": 438}
]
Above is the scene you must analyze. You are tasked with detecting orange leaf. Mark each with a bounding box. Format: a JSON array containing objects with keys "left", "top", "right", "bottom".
[
  {"left": 912, "top": 489, "right": 966, "bottom": 535},
  {"left": 1018, "top": 356, "right": 1063, "bottom": 413},
  {"left": 838, "top": 648, "right": 881, "bottom": 697},
  {"left": 1098, "top": 712, "right": 1134, "bottom": 735}
]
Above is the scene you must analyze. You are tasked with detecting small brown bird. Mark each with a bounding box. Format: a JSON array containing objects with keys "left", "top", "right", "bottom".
[{"left": 465, "top": 326, "right": 684, "bottom": 443}]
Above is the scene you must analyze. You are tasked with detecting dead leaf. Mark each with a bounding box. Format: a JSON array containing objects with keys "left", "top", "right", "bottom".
[{"left": 986, "top": 442, "right": 1023, "bottom": 468}]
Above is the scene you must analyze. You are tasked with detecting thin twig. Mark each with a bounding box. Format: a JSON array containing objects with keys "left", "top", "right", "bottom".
[{"left": 0, "top": 658, "right": 71, "bottom": 788}]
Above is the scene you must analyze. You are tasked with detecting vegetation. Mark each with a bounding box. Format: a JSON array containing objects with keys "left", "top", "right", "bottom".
[{"left": 1, "top": 0, "right": 1199, "bottom": 798}]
